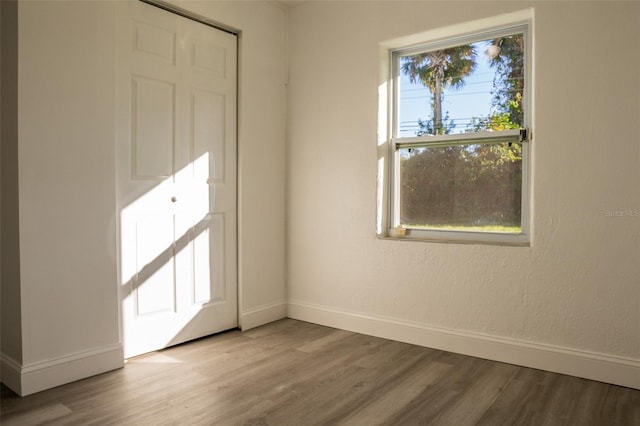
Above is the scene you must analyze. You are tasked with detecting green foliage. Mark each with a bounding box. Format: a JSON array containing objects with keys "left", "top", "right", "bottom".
[
  {"left": 469, "top": 111, "right": 520, "bottom": 133},
  {"left": 487, "top": 35, "right": 525, "bottom": 126},
  {"left": 401, "top": 46, "right": 477, "bottom": 92},
  {"left": 416, "top": 112, "right": 455, "bottom": 136},
  {"left": 400, "top": 144, "right": 522, "bottom": 227}
]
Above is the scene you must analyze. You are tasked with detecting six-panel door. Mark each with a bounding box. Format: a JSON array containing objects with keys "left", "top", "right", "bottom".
[{"left": 117, "top": 1, "right": 237, "bottom": 358}]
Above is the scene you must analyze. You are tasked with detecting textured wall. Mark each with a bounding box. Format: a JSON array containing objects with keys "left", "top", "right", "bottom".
[{"left": 287, "top": 1, "right": 639, "bottom": 359}]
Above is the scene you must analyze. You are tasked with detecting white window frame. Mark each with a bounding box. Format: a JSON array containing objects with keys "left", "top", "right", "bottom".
[{"left": 377, "top": 10, "right": 534, "bottom": 246}]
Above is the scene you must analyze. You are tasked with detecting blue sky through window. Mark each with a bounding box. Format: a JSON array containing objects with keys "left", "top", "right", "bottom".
[{"left": 397, "top": 41, "right": 496, "bottom": 137}]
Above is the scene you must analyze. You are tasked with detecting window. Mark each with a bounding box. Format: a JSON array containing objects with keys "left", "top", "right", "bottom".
[{"left": 378, "top": 12, "right": 532, "bottom": 245}]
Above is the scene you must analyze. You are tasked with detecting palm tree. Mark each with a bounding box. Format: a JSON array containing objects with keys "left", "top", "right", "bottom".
[{"left": 401, "top": 45, "right": 477, "bottom": 134}]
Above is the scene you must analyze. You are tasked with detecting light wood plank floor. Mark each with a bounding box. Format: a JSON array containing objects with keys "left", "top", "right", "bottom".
[{"left": 1, "top": 319, "right": 638, "bottom": 425}]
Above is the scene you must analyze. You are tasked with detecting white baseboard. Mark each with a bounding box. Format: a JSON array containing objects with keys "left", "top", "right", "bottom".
[
  {"left": 240, "top": 300, "right": 287, "bottom": 330},
  {"left": 1, "top": 344, "right": 124, "bottom": 396},
  {"left": 1, "top": 354, "right": 23, "bottom": 395},
  {"left": 287, "top": 300, "right": 640, "bottom": 390}
]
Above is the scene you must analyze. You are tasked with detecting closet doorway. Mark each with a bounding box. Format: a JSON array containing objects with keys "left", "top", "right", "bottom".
[{"left": 116, "top": 0, "right": 237, "bottom": 358}]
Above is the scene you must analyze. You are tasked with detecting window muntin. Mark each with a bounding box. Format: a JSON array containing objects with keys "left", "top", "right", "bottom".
[{"left": 388, "top": 24, "right": 530, "bottom": 244}]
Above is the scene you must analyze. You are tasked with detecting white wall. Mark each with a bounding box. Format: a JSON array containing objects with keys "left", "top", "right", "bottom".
[
  {"left": 286, "top": 1, "right": 640, "bottom": 388},
  {"left": 7, "top": 0, "right": 122, "bottom": 396},
  {"left": 2, "top": 0, "right": 287, "bottom": 395}
]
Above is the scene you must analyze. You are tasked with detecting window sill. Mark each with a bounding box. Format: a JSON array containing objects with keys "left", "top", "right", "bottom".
[{"left": 377, "top": 229, "right": 530, "bottom": 247}]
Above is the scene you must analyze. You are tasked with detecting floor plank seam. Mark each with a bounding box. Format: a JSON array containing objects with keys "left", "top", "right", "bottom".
[{"left": 475, "top": 367, "right": 520, "bottom": 425}]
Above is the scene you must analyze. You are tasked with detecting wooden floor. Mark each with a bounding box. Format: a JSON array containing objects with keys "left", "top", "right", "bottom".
[{"left": 1, "top": 319, "right": 638, "bottom": 426}]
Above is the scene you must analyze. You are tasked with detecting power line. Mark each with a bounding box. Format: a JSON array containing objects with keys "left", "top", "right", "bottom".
[{"left": 401, "top": 90, "right": 493, "bottom": 100}]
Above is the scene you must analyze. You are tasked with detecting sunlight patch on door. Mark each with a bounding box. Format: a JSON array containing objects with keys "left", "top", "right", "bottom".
[
  {"left": 121, "top": 152, "right": 215, "bottom": 319},
  {"left": 135, "top": 215, "right": 176, "bottom": 316}
]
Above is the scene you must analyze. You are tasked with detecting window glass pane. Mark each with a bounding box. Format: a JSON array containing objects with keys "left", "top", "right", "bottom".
[
  {"left": 397, "top": 33, "right": 524, "bottom": 137},
  {"left": 399, "top": 143, "right": 522, "bottom": 232}
]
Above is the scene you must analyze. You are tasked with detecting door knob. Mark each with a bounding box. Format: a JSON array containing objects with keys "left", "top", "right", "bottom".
[{"left": 171, "top": 196, "right": 177, "bottom": 203}]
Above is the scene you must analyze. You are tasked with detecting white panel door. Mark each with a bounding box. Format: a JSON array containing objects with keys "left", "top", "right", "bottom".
[{"left": 117, "top": 1, "right": 237, "bottom": 358}]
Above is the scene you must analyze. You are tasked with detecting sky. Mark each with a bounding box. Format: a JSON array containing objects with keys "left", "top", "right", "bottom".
[{"left": 397, "top": 41, "right": 497, "bottom": 137}]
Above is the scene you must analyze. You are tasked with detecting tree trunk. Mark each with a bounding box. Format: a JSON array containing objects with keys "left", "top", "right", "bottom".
[{"left": 433, "top": 74, "right": 443, "bottom": 134}]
